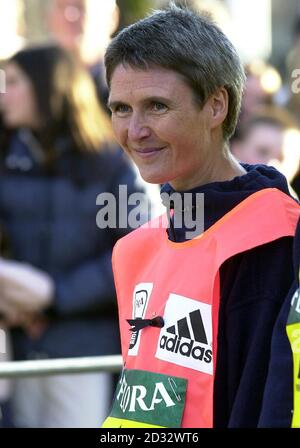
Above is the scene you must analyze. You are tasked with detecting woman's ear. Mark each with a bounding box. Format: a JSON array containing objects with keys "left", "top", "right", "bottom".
[{"left": 209, "top": 87, "right": 228, "bottom": 129}]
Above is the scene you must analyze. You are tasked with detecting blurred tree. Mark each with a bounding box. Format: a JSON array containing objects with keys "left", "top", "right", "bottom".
[{"left": 115, "top": 0, "right": 160, "bottom": 33}]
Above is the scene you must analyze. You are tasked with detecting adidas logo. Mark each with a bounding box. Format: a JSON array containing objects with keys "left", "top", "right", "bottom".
[
  {"left": 155, "top": 294, "right": 213, "bottom": 374},
  {"left": 166, "top": 309, "right": 208, "bottom": 344},
  {"left": 159, "top": 310, "right": 212, "bottom": 363}
]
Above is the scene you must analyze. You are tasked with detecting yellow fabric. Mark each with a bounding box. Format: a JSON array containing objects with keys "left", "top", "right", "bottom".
[
  {"left": 102, "top": 416, "right": 164, "bottom": 428},
  {"left": 287, "top": 322, "right": 300, "bottom": 427}
]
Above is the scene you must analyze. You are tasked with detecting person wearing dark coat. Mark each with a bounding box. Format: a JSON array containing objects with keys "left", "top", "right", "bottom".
[{"left": 0, "top": 45, "right": 147, "bottom": 427}]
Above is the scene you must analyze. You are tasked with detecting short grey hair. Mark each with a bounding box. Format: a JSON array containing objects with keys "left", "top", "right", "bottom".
[{"left": 105, "top": 3, "right": 245, "bottom": 141}]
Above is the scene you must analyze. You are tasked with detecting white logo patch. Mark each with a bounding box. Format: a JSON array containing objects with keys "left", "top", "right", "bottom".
[
  {"left": 128, "top": 283, "right": 153, "bottom": 356},
  {"left": 155, "top": 294, "right": 213, "bottom": 374}
]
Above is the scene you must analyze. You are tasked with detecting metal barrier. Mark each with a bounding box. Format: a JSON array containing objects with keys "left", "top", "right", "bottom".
[{"left": 0, "top": 355, "right": 123, "bottom": 378}]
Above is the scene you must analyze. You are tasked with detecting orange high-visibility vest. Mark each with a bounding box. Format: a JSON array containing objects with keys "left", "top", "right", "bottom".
[{"left": 104, "top": 189, "right": 300, "bottom": 428}]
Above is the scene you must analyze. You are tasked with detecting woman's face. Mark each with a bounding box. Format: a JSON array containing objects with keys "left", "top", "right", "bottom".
[
  {"left": 108, "top": 65, "right": 220, "bottom": 191},
  {"left": 0, "top": 62, "right": 40, "bottom": 129}
]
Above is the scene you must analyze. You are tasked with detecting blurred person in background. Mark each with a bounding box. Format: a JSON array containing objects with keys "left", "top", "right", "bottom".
[
  {"left": 231, "top": 106, "right": 296, "bottom": 166},
  {"left": 46, "top": 0, "right": 87, "bottom": 56},
  {"left": 239, "top": 61, "right": 282, "bottom": 126},
  {"left": 0, "top": 44, "right": 147, "bottom": 428},
  {"left": 46, "top": 0, "right": 119, "bottom": 111},
  {"left": 284, "top": 10, "right": 300, "bottom": 125},
  {"left": 274, "top": 11, "right": 300, "bottom": 196}
]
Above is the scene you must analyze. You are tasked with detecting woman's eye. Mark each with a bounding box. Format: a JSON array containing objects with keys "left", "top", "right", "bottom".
[
  {"left": 114, "top": 104, "right": 130, "bottom": 115},
  {"left": 151, "top": 102, "right": 168, "bottom": 112}
]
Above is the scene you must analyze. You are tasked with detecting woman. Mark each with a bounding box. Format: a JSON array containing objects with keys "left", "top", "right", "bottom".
[
  {"left": 0, "top": 45, "right": 146, "bottom": 428},
  {"left": 102, "top": 5, "right": 300, "bottom": 428}
]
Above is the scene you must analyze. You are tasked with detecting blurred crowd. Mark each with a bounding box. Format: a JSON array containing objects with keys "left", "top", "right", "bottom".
[
  {"left": 0, "top": 0, "right": 156, "bottom": 428},
  {"left": 1, "top": 0, "right": 300, "bottom": 428}
]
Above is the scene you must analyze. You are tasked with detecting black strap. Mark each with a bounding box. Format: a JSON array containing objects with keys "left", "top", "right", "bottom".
[{"left": 127, "top": 316, "right": 164, "bottom": 331}]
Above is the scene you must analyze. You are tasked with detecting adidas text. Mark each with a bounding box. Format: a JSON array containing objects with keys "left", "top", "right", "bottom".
[{"left": 159, "top": 334, "right": 212, "bottom": 363}]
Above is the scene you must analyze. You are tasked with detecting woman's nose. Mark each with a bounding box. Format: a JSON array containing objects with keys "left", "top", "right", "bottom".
[{"left": 127, "top": 113, "right": 151, "bottom": 142}]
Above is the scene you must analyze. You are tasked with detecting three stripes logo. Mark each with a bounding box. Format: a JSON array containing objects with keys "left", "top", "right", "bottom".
[
  {"left": 166, "top": 309, "right": 208, "bottom": 345},
  {"left": 155, "top": 294, "right": 213, "bottom": 374}
]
